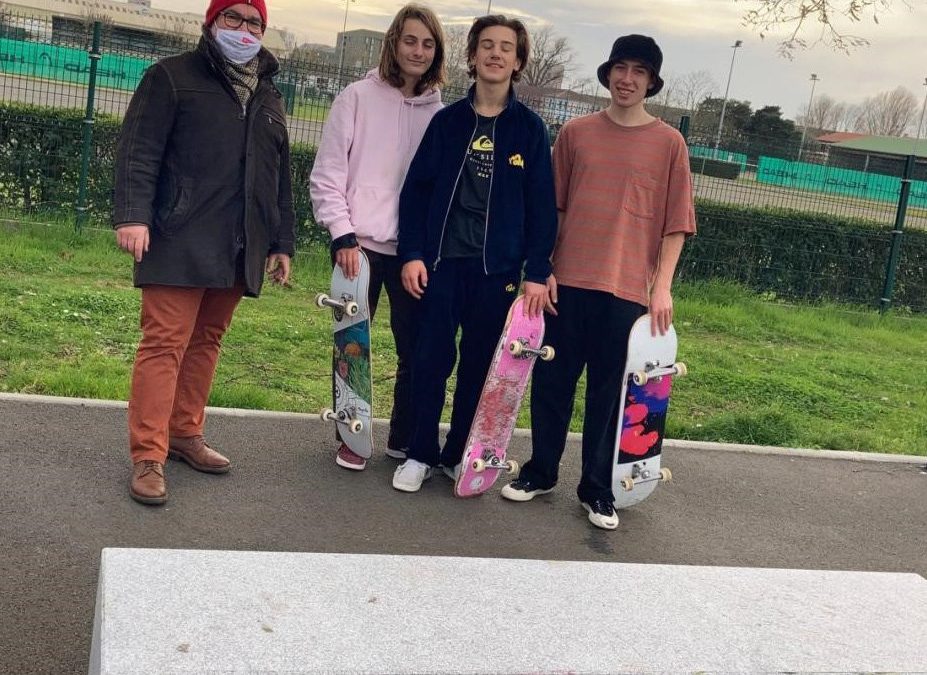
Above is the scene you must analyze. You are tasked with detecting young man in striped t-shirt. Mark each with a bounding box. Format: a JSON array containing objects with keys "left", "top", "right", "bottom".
[{"left": 501, "top": 34, "right": 696, "bottom": 530}]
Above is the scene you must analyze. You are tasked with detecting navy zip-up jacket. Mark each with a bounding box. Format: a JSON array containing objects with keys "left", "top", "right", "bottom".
[{"left": 397, "top": 86, "right": 557, "bottom": 284}]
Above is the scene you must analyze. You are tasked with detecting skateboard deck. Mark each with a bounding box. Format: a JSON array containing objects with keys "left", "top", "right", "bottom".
[
  {"left": 612, "top": 314, "right": 686, "bottom": 509},
  {"left": 455, "top": 295, "right": 553, "bottom": 498},
  {"left": 315, "top": 251, "right": 373, "bottom": 459}
]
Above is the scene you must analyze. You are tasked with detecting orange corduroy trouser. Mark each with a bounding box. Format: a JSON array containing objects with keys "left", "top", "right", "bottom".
[{"left": 128, "top": 284, "right": 245, "bottom": 464}]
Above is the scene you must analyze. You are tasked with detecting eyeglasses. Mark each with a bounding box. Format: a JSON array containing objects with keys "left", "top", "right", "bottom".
[{"left": 218, "top": 10, "right": 265, "bottom": 35}]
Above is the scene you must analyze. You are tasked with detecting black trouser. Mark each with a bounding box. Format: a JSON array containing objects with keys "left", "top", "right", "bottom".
[
  {"left": 520, "top": 285, "right": 645, "bottom": 503},
  {"left": 406, "top": 258, "right": 519, "bottom": 467},
  {"left": 333, "top": 248, "right": 419, "bottom": 450}
]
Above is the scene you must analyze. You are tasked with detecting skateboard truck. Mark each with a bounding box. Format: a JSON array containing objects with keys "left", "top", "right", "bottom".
[
  {"left": 631, "top": 360, "right": 687, "bottom": 386},
  {"left": 471, "top": 455, "right": 520, "bottom": 475},
  {"left": 315, "top": 292, "right": 360, "bottom": 320},
  {"left": 508, "top": 338, "right": 555, "bottom": 361},
  {"left": 619, "top": 463, "right": 672, "bottom": 491},
  {"left": 320, "top": 407, "right": 363, "bottom": 434}
]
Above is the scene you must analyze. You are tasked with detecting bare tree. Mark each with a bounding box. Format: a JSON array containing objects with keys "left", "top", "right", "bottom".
[
  {"left": 797, "top": 94, "right": 849, "bottom": 132},
  {"left": 521, "top": 25, "right": 574, "bottom": 88},
  {"left": 742, "top": 0, "right": 898, "bottom": 56},
  {"left": 675, "top": 70, "right": 718, "bottom": 113},
  {"left": 841, "top": 103, "right": 862, "bottom": 133},
  {"left": 653, "top": 72, "right": 678, "bottom": 110},
  {"left": 443, "top": 24, "right": 470, "bottom": 93},
  {"left": 853, "top": 86, "right": 918, "bottom": 136}
]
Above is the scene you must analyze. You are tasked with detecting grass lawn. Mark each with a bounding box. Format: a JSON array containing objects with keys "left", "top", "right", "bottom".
[
  {"left": 1, "top": 220, "right": 925, "bottom": 456},
  {"left": 290, "top": 97, "right": 330, "bottom": 123}
]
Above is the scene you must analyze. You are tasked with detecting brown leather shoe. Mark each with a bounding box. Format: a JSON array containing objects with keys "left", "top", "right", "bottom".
[
  {"left": 130, "top": 460, "right": 167, "bottom": 505},
  {"left": 168, "top": 435, "right": 231, "bottom": 474}
]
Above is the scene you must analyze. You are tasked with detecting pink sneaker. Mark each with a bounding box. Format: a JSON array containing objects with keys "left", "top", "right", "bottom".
[{"left": 335, "top": 443, "right": 366, "bottom": 471}]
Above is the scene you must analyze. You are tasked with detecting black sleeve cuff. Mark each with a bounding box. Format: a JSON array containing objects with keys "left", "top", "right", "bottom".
[{"left": 330, "top": 233, "right": 359, "bottom": 254}]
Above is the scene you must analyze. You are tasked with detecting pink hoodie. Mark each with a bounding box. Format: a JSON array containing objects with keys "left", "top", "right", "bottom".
[{"left": 309, "top": 70, "right": 443, "bottom": 255}]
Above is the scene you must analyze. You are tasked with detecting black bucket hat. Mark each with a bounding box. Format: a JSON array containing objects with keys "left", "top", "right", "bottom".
[{"left": 596, "top": 34, "right": 664, "bottom": 98}]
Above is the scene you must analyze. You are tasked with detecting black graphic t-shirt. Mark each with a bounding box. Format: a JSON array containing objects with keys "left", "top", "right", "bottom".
[{"left": 441, "top": 114, "right": 496, "bottom": 258}]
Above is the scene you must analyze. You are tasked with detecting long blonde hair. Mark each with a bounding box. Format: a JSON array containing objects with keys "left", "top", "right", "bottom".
[{"left": 379, "top": 4, "right": 446, "bottom": 95}]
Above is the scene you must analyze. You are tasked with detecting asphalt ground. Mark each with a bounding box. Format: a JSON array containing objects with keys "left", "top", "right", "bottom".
[{"left": 1, "top": 393, "right": 925, "bottom": 673}]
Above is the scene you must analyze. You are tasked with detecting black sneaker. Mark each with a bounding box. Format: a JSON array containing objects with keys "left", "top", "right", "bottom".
[
  {"left": 500, "top": 478, "right": 554, "bottom": 502},
  {"left": 581, "top": 499, "right": 619, "bottom": 530}
]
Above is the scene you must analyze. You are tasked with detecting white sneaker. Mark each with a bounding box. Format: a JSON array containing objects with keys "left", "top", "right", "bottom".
[
  {"left": 392, "top": 459, "right": 433, "bottom": 492},
  {"left": 441, "top": 463, "right": 461, "bottom": 481},
  {"left": 582, "top": 500, "right": 619, "bottom": 530}
]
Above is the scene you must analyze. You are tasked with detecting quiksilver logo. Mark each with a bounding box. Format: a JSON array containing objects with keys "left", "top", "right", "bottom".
[{"left": 472, "top": 136, "right": 494, "bottom": 151}]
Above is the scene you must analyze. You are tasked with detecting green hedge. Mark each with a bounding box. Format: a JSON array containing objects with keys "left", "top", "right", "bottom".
[
  {"left": 0, "top": 103, "right": 120, "bottom": 223},
  {"left": 683, "top": 200, "right": 927, "bottom": 311},
  {"left": 689, "top": 156, "right": 741, "bottom": 180},
  {"left": 0, "top": 103, "right": 328, "bottom": 244},
  {"left": 1, "top": 104, "right": 924, "bottom": 311}
]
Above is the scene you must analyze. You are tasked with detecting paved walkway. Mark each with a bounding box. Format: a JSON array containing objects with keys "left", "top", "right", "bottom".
[{"left": 1, "top": 393, "right": 925, "bottom": 673}]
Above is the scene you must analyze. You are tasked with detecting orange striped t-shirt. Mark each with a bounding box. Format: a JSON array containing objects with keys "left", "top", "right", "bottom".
[{"left": 551, "top": 112, "right": 696, "bottom": 306}]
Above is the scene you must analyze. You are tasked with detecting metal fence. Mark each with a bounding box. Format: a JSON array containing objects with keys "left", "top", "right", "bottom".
[{"left": 0, "top": 12, "right": 924, "bottom": 311}]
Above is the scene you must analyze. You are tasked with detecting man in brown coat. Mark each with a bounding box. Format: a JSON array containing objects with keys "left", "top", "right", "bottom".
[{"left": 114, "top": 0, "right": 295, "bottom": 505}]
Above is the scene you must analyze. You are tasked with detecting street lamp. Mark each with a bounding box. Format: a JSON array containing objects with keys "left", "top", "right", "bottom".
[
  {"left": 797, "top": 73, "right": 819, "bottom": 162},
  {"left": 914, "top": 76, "right": 927, "bottom": 152},
  {"left": 486, "top": 1, "right": 493, "bottom": 12},
  {"left": 713, "top": 40, "right": 742, "bottom": 159},
  {"left": 337, "top": 0, "right": 355, "bottom": 78}
]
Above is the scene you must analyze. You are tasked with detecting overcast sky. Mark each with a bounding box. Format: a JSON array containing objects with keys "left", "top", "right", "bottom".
[{"left": 162, "top": 0, "right": 927, "bottom": 122}]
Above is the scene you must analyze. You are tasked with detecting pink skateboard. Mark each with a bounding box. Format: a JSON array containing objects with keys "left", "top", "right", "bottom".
[{"left": 454, "top": 296, "right": 554, "bottom": 498}]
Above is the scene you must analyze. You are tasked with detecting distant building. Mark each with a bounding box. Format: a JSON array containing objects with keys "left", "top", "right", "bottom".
[
  {"left": 827, "top": 135, "right": 927, "bottom": 180},
  {"left": 335, "top": 28, "right": 383, "bottom": 71},
  {"left": 0, "top": 0, "right": 289, "bottom": 55},
  {"left": 294, "top": 42, "right": 335, "bottom": 66}
]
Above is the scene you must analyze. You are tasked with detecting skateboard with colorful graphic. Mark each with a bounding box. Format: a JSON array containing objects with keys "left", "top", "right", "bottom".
[
  {"left": 612, "top": 314, "right": 687, "bottom": 509},
  {"left": 315, "top": 250, "right": 373, "bottom": 459},
  {"left": 454, "top": 295, "right": 554, "bottom": 498}
]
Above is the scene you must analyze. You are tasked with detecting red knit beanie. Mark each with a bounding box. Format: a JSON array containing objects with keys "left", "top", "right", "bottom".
[{"left": 205, "top": 0, "right": 267, "bottom": 27}]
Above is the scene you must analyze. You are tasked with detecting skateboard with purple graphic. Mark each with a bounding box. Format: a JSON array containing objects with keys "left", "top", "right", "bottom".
[
  {"left": 612, "top": 314, "right": 687, "bottom": 509},
  {"left": 454, "top": 295, "right": 554, "bottom": 498},
  {"left": 315, "top": 250, "right": 373, "bottom": 459}
]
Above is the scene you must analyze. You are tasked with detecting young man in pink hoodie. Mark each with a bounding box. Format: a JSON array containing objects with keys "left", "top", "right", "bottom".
[{"left": 309, "top": 4, "right": 446, "bottom": 471}]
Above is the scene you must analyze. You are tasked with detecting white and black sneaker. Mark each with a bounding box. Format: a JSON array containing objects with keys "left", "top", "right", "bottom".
[
  {"left": 582, "top": 499, "right": 619, "bottom": 530},
  {"left": 500, "top": 478, "right": 554, "bottom": 502}
]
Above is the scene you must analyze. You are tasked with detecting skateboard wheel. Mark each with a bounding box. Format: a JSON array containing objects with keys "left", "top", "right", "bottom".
[
  {"left": 674, "top": 362, "right": 688, "bottom": 377},
  {"left": 659, "top": 468, "right": 672, "bottom": 482},
  {"left": 472, "top": 458, "right": 486, "bottom": 472},
  {"left": 344, "top": 301, "right": 359, "bottom": 317},
  {"left": 508, "top": 340, "right": 524, "bottom": 357},
  {"left": 315, "top": 293, "right": 329, "bottom": 309},
  {"left": 632, "top": 370, "right": 649, "bottom": 386},
  {"left": 505, "top": 459, "right": 520, "bottom": 476},
  {"left": 348, "top": 419, "right": 363, "bottom": 434},
  {"left": 619, "top": 477, "right": 635, "bottom": 491},
  {"left": 320, "top": 407, "right": 335, "bottom": 422},
  {"left": 539, "top": 345, "right": 555, "bottom": 361}
]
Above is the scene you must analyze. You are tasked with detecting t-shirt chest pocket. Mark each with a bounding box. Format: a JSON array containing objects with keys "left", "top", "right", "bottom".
[{"left": 622, "top": 173, "right": 659, "bottom": 219}]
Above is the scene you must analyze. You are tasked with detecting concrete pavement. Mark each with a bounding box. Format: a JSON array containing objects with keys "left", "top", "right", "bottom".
[{"left": 1, "top": 393, "right": 925, "bottom": 673}]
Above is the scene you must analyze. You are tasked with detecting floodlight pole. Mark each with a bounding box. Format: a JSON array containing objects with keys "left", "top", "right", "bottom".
[
  {"left": 713, "top": 40, "right": 742, "bottom": 159},
  {"left": 797, "top": 73, "right": 819, "bottom": 162}
]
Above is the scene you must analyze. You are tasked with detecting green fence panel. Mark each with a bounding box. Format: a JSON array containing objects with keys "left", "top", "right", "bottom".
[
  {"left": 0, "top": 36, "right": 152, "bottom": 90},
  {"left": 689, "top": 145, "right": 748, "bottom": 171},
  {"left": 757, "top": 156, "right": 927, "bottom": 208}
]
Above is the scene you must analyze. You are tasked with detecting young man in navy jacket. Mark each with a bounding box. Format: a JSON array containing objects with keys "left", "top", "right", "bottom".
[{"left": 393, "top": 14, "right": 557, "bottom": 492}]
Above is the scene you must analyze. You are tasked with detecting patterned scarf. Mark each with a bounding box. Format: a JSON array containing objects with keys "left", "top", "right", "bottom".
[{"left": 223, "top": 57, "right": 260, "bottom": 109}]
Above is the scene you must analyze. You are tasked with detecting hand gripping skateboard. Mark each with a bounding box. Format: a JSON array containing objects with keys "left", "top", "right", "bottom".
[
  {"left": 612, "top": 314, "right": 687, "bottom": 509},
  {"left": 315, "top": 250, "right": 373, "bottom": 459},
  {"left": 454, "top": 295, "right": 554, "bottom": 498}
]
